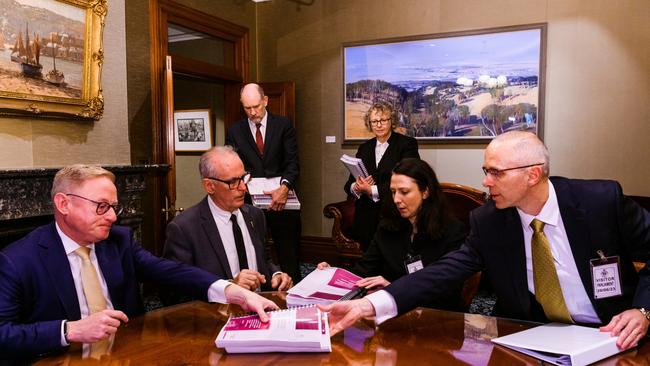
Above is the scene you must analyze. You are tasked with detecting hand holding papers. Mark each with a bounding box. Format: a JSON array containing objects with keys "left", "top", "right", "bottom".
[
  {"left": 287, "top": 267, "right": 364, "bottom": 307},
  {"left": 247, "top": 176, "right": 301, "bottom": 210},
  {"left": 340, "top": 154, "right": 369, "bottom": 179},
  {"left": 215, "top": 305, "right": 331, "bottom": 353},
  {"left": 492, "top": 323, "right": 624, "bottom": 366}
]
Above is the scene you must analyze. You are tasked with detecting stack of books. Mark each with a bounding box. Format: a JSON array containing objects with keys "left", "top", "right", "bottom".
[
  {"left": 247, "top": 177, "right": 301, "bottom": 210},
  {"left": 215, "top": 305, "right": 331, "bottom": 353},
  {"left": 340, "top": 154, "right": 369, "bottom": 179},
  {"left": 286, "top": 267, "right": 364, "bottom": 307}
]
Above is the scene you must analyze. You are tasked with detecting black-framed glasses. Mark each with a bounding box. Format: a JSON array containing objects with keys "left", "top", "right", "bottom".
[
  {"left": 369, "top": 118, "right": 391, "bottom": 127},
  {"left": 482, "top": 163, "right": 544, "bottom": 179},
  {"left": 206, "top": 172, "right": 251, "bottom": 190},
  {"left": 65, "top": 193, "right": 123, "bottom": 216}
]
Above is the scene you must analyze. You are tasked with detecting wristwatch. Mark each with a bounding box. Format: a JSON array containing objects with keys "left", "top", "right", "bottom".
[{"left": 638, "top": 308, "right": 650, "bottom": 321}]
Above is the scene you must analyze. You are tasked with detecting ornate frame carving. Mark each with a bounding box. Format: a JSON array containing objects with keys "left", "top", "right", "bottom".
[{"left": 0, "top": 0, "right": 107, "bottom": 120}]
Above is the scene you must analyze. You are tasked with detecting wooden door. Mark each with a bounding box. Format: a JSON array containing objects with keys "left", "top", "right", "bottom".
[{"left": 224, "top": 81, "right": 296, "bottom": 130}]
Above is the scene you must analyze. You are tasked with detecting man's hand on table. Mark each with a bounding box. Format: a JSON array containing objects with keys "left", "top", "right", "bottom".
[
  {"left": 600, "top": 308, "right": 650, "bottom": 350},
  {"left": 224, "top": 283, "right": 279, "bottom": 322},
  {"left": 66, "top": 310, "right": 129, "bottom": 343},
  {"left": 271, "top": 272, "right": 293, "bottom": 291},
  {"left": 318, "top": 298, "right": 376, "bottom": 336},
  {"left": 233, "top": 269, "right": 266, "bottom": 291}
]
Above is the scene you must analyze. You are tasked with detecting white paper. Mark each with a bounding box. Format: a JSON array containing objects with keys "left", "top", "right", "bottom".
[{"left": 247, "top": 176, "right": 282, "bottom": 195}]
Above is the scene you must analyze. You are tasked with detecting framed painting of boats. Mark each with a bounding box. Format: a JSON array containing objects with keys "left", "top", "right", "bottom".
[
  {"left": 342, "top": 23, "right": 546, "bottom": 143},
  {"left": 0, "top": 0, "right": 106, "bottom": 120}
]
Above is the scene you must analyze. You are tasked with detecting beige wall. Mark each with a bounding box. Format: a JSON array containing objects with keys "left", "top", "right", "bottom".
[
  {"left": 0, "top": 0, "right": 129, "bottom": 168},
  {"left": 255, "top": 0, "right": 650, "bottom": 236}
]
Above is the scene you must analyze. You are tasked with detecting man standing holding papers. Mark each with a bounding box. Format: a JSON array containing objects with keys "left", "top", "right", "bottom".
[{"left": 320, "top": 131, "right": 650, "bottom": 350}]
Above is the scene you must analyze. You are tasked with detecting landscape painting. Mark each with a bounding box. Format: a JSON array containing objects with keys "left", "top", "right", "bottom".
[
  {"left": 343, "top": 24, "right": 546, "bottom": 142},
  {"left": 0, "top": 0, "right": 106, "bottom": 120}
]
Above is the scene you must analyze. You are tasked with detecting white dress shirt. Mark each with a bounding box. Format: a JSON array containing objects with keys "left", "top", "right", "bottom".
[
  {"left": 247, "top": 112, "right": 268, "bottom": 144},
  {"left": 56, "top": 223, "right": 231, "bottom": 346},
  {"left": 207, "top": 197, "right": 259, "bottom": 276},
  {"left": 367, "top": 181, "right": 601, "bottom": 325}
]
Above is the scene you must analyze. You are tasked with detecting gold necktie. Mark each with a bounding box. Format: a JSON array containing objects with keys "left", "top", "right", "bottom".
[
  {"left": 531, "top": 219, "right": 574, "bottom": 323},
  {"left": 75, "top": 246, "right": 110, "bottom": 359}
]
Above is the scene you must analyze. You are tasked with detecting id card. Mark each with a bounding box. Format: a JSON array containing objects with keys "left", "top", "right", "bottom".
[
  {"left": 404, "top": 255, "right": 424, "bottom": 274},
  {"left": 590, "top": 253, "right": 622, "bottom": 299}
]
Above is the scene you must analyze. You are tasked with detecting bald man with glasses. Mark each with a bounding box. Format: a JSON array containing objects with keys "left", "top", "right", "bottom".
[
  {"left": 164, "top": 146, "right": 292, "bottom": 293},
  {"left": 321, "top": 131, "right": 650, "bottom": 351}
]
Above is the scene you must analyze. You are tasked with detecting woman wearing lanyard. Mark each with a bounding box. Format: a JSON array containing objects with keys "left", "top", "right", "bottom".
[{"left": 322, "top": 158, "right": 466, "bottom": 311}]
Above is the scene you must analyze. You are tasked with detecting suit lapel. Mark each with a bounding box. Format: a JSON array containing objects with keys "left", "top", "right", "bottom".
[
  {"left": 366, "top": 138, "right": 378, "bottom": 174},
  {"left": 376, "top": 133, "right": 398, "bottom": 172},
  {"left": 200, "top": 198, "right": 234, "bottom": 278},
  {"left": 95, "top": 236, "right": 123, "bottom": 310},
  {"left": 39, "top": 224, "right": 81, "bottom": 320},
  {"left": 262, "top": 113, "right": 278, "bottom": 159},
  {"left": 555, "top": 180, "right": 594, "bottom": 299},
  {"left": 499, "top": 208, "right": 532, "bottom": 314}
]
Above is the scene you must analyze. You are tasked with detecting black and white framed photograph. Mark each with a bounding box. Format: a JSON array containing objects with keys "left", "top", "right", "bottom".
[{"left": 173, "top": 109, "right": 212, "bottom": 151}]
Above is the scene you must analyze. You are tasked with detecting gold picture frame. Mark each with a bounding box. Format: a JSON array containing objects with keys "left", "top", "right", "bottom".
[{"left": 0, "top": 0, "right": 107, "bottom": 120}]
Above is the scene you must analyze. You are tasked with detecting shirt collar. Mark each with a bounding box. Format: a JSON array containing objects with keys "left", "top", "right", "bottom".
[
  {"left": 206, "top": 196, "right": 241, "bottom": 225},
  {"left": 56, "top": 222, "right": 95, "bottom": 255},
  {"left": 516, "top": 180, "right": 560, "bottom": 229},
  {"left": 248, "top": 110, "right": 268, "bottom": 128}
]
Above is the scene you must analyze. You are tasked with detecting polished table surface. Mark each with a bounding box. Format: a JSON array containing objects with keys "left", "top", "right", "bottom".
[{"left": 35, "top": 293, "right": 650, "bottom": 365}]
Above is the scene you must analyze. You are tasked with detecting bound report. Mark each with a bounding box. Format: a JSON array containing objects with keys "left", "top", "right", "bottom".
[
  {"left": 247, "top": 176, "right": 301, "bottom": 210},
  {"left": 287, "top": 267, "right": 364, "bottom": 307},
  {"left": 340, "top": 154, "right": 369, "bottom": 179},
  {"left": 215, "top": 305, "right": 331, "bottom": 353},
  {"left": 491, "top": 323, "right": 622, "bottom": 366}
]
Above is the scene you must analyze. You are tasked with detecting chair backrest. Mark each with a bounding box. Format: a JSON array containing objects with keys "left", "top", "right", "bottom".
[{"left": 440, "top": 182, "right": 489, "bottom": 234}]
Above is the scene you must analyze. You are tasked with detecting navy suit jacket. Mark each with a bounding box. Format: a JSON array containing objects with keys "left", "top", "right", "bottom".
[
  {"left": 0, "top": 223, "right": 219, "bottom": 357},
  {"left": 226, "top": 113, "right": 300, "bottom": 187},
  {"left": 385, "top": 177, "right": 650, "bottom": 324},
  {"left": 163, "top": 199, "right": 280, "bottom": 289}
]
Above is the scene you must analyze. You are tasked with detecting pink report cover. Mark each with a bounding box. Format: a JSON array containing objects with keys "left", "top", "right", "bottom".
[
  {"left": 215, "top": 305, "right": 331, "bottom": 353},
  {"left": 287, "top": 267, "right": 362, "bottom": 307}
]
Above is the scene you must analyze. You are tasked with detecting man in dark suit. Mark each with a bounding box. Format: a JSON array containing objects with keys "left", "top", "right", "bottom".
[
  {"left": 164, "top": 146, "right": 292, "bottom": 291},
  {"left": 0, "top": 164, "right": 278, "bottom": 359},
  {"left": 226, "top": 83, "right": 301, "bottom": 280},
  {"left": 321, "top": 131, "right": 650, "bottom": 350}
]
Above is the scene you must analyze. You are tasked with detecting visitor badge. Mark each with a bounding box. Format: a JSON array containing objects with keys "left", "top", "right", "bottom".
[
  {"left": 404, "top": 255, "right": 424, "bottom": 274},
  {"left": 590, "top": 250, "right": 622, "bottom": 299}
]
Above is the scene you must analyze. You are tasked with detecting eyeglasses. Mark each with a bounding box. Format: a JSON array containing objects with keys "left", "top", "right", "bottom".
[
  {"left": 369, "top": 118, "right": 391, "bottom": 127},
  {"left": 206, "top": 172, "right": 252, "bottom": 190},
  {"left": 482, "top": 163, "right": 544, "bottom": 179},
  {"left": 65, "top": 193, "right": 123, "bottom": 216}
]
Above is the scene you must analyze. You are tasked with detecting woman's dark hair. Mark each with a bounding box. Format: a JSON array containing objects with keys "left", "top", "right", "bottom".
[{"left": 381, "top": 158, "right": 449, "bottom": 239}]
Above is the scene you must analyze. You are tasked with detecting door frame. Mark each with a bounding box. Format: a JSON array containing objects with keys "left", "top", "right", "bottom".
[{"left": 149, "top": 0, "right": 249, "bottom": 254}]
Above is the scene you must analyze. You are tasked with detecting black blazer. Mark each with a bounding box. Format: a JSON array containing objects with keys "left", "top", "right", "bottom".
[
  {"left": 163, "top": 198, "right": 280, "bottom": 290},
  {"left": 226, "top": 113, "right": 300, "bottom": 187},
  {"left": 352, "top": 218, "right": 466, "bottom": 310},
  {"left": 343, "top": 132, "right": 419, "bottom": 245},
  {"left": 385, "top": 177, "right": 650, "bottom": 324}
]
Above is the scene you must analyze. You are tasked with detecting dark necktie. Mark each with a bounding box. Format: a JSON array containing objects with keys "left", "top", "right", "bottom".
[
  {"left": 531, "top": 219, "right": 573, "bottom": 323},
  {"left": 230, "top": 214, "right": 249, "bottom": 270},
  {"left": 255, "top": 123, "right": 264, "bottom": 155}
]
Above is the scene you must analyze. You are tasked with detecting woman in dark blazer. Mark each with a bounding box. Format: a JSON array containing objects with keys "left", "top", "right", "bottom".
[
  {"left": 324, "top": 158, "right": 466, "bottom": 311},
  {"left": 344, "top": 102, "right": 420, "bottom": 248}
]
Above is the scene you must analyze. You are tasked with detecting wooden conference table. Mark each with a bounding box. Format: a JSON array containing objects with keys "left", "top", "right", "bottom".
[{"left": 36, "top": 292, "right": 650, "bottom": 365}]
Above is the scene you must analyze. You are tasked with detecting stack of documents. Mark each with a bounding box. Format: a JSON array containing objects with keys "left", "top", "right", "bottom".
[
  {"left": 287, "top": 267, "right": 363, "bottom": 307},
  {"left": 247, "top": 177, "right": 301, "bottom": 210},
  {"left": 215, "top": 305, "right": 331, "bottom": 353},
  {"left": 491, "top": 323, "right": 622, "bottom": 366},
  {"left": 340, "top": 154, "right": 369, "bottom": 179}
]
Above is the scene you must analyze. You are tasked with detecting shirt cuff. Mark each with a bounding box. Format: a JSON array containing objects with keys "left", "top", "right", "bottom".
[
  {"left": 280, "top": 179, "right": 291, "bottom": 188},
  {"left": 271, "top": 271, "right": 283, "bottom": 278},
  {"left": 371, "top": 185, "right": 380, "bottom": 202},
  {"left": 207, "top": 279, "right": 231, "bottom": 304},
  {"left": 60, "top": 320, "right": 69, "bottom": 346},
  {"left": 366, "top": 290, "right": 398, "bottom": 325},
  {"left": 350, "top": 183, "right": 361, "bottom": 199}
]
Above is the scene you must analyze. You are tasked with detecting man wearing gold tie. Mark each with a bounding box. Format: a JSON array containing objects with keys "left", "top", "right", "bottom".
[
  {"left": 321, "top": 131, "right": 650, "bottom": 351},
  {"left": 0, "top": 165, "right": 278, "bottom": 359}
]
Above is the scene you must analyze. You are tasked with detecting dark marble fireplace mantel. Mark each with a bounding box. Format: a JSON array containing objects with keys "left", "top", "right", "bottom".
[{"left": 0, "top": 164, "right": 169, "bottom": 249}]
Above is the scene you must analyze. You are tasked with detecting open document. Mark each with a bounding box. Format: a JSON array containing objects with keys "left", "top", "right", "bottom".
[
  {"left": 287, "top": 267, "right": 364, "bottom": 307},
  {"left": 247, "top": 176, "right": 301, "bottom": 210},
  {"left": 340, "top": 154, "right": 369, "bottom": 179},
  {"left": 491, "top": 323, "right": 622, "bottom": 366},
  {"left": 215, "top": 305, "right": 331, "bottom": 353}
]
